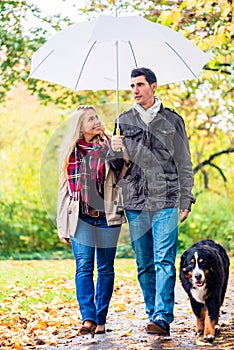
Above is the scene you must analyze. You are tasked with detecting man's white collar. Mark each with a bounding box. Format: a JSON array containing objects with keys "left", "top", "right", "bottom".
[{"left": 133, "top": 97, "right": 162, "bottom": 124}]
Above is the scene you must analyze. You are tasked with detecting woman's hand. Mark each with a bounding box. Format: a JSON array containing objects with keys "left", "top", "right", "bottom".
[{"left": 60, "top": 237, "right": 71, "bottom": 245}]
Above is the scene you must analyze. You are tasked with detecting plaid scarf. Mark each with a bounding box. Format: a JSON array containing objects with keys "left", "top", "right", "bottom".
[{"left": 67, "top": 138, "right": 109, "bottom": 214}]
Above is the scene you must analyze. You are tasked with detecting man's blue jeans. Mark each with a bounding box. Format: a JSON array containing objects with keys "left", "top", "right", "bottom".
[
  {"left": 71, "top": 213, "right": 120, "bottom": 325},
  {"left": 126, "top": 208, "right": 178, "bottom": 324}
]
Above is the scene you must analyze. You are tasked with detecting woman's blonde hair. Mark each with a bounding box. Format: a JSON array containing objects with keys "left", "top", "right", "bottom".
[{"left": 59, "top": 105, "right": 110, "bottom": 180}]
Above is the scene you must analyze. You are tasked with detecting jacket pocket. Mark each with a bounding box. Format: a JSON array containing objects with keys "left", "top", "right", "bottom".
[
  {"left": 123, "top": 128, "right": 143, "bottom": 150},
  {"left": 123, "top": 127, "right": 142, "bottom": 137},
  {"left": 67, "top": 200, "right": 79, "bottom": 236},
  {"left": 165, "top": 173, "right": 179, "bottom": 199},
  {"left": 122, "top": 173, "right": 143, "bottom": 202},
  {"left": 153, "top": 128, "right": 175, "bottom": 150}
]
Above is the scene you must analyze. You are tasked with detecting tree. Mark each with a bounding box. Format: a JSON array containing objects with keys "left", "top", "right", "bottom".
[
  {"left": 1, "top": 1, "right": 233, "bottom": 254},
  {"left": 1, "top": 0, "right": 233, "bottom": 193},
  {"left": 0, "top": 0, "right": 114, "bottom": 106},
  {"left": 0, "top": 0, "right": 73, "bottom": 103}
]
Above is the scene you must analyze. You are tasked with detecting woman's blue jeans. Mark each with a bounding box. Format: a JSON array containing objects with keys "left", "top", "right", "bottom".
[
  {"left": 126, "top": 208, "right": 178, "bottom": 324},
  {"left": 71, "top": 213, "right": 120, "bottom": 325}
]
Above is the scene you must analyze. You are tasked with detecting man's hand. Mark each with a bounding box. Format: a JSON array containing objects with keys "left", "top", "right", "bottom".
[
  {"left": 179, "top": 209, "right": 190, "bottom": 223},
  {"left": 111, "top": 135, "right": 124, "bottom": 152},
  {"left": 60, "top": 237, "right": 71, "bottom": 245}
]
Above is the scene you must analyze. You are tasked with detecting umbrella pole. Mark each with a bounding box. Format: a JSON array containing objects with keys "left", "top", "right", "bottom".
[
  {"left": 115, "top": 1, "right": 120, "bottom": 133},
  {"left": 115, "top": 40, "right": 120, "bottom": 131},
  {"left": 115, "top": 39, "right": 121, "bottom": 151}
]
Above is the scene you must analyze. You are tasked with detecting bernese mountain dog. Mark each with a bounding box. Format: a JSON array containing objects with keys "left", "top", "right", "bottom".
[{"left": 180, "top": 239, "right": 229, "bottom": 343}]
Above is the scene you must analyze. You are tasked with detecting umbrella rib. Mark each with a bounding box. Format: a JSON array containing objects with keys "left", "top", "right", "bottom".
[
  {"left": 74, "top": 41, "right": 97, "bottom": 91},
  {"left": 165, "top": 42, "right": 198, "bottom": 79},
  {"left": 128, "top": 41, "right": 138, "bottom": 68},
  {"left": 30, "top": 50, "right": 55, "bottom": 76}
]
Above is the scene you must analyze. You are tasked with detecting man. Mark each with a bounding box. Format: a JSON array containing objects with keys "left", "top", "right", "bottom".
[{"left": 108, "top": 67, "right": 195, "bottom": 335}]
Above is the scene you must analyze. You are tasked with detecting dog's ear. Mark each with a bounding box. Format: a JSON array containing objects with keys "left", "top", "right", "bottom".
[
  {"left": 180, "top": 252, "right": 186, "bottom": 269},
  {"left": 179, "top": 252, "right": 187, "bottom": 282}
]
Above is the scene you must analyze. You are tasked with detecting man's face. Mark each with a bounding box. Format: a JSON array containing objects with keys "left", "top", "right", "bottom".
[{"left": 130, "top": 75, "right": 157, "bottom": 109}]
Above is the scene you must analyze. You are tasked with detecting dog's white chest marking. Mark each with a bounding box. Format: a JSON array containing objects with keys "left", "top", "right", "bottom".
[
  {"left": 191, "top": 285, "right": 207, "bottom": 303},
  {"left": 191, "top": 252, "right": 207, "bottom": 303}
]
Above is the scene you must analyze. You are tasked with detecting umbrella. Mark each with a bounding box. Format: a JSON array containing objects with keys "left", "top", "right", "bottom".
[{"left": 29, "top": 15, "right": 210, "bottom": 126}]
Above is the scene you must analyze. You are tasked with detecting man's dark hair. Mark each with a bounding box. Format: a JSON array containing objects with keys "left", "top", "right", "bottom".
[{"left": 131, "top": 67, "right": 157, "bottom": 85}]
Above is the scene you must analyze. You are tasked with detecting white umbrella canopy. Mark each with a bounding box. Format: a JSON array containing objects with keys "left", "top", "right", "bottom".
[{"left": 29, "top": 15, "right": 210, "bottom": 91}]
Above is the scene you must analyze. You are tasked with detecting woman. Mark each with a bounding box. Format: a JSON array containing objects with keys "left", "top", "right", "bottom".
[{"left": 57, "top": 105, "right": 126, "bottom": 336}]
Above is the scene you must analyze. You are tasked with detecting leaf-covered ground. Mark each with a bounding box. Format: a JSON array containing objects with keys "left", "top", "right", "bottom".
[{"left": 0, "top": 259, "right": 233, "bottom": 349}]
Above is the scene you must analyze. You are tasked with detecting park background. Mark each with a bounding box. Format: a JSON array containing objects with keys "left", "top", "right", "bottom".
[
  {"left": 1, "top": 0, "right": 233, "bottom": 259},
  {"left": 1, "top": 1, "right": 234, "bottom": 349}
]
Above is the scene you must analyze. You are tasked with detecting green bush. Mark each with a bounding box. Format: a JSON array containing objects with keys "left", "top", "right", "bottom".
[
  {"left": 0, "top": 200, "right": 63, "bottom": 257},
  {"left": 0, "top": 192, "right": 233, "bottom": 259},
  {"left": 178, "top": 192, "right": 234, "bottom": 255},
  {"left": 116, "top": 223, "right": 135, "bottom": 259},
  {"left": 116, "top": 192, "right": 234, "bottom": 258}
]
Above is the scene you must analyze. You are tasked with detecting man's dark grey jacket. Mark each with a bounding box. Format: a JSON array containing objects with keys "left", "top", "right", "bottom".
[{"left": 107, "top": 104, "right": 196, "bottom": 212}]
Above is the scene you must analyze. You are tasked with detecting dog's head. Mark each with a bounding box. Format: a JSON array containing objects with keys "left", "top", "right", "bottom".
[{"left": 180, "top": 248, "right": 214, "bottom": 288}]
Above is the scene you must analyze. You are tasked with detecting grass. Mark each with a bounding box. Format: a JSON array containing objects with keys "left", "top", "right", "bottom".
[
  {"left": 0, "top": 258, "right": 233, "bottom": 312},
  {"left": 0, "top": 259, "right": 136, "bottom": 286},
  {"left": 0, "top": 259, "right": 137, "bottom": 311}
]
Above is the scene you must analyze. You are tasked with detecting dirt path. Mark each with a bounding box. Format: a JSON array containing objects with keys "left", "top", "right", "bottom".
[{"left": 43, "top": 273, "right": 234, "bottom": 350}]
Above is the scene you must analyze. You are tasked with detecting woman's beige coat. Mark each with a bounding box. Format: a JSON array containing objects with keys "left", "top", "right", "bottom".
[{"left": 57, "top": 156, "right": 126, "bottom": 239}]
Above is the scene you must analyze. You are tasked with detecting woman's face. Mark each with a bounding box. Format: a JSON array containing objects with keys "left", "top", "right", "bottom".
[{"left": 81, "top": 109, "right": 102, "bottom": 142}]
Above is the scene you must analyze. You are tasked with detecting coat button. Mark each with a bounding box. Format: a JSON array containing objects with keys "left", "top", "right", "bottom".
[
  {"left": 113, "top": 184, "right": 116, "bottom": 188},
  {"left": 114, "top": 201, "right": 117, "bottom": 205},
  {"left": 68, "top": 209, "right": 72, "bottom": 214}
]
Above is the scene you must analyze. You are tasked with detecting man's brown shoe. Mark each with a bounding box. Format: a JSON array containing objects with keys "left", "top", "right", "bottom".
[{"left": 146, "top": 320, "right": 170, "bottom": 335}]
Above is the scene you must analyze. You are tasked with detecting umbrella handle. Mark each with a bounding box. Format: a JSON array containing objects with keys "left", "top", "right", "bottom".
[{"left": 116, "top": 127, "right": 121, "bottom": 152}]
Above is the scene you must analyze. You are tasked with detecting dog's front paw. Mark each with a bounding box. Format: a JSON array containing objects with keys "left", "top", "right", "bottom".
[
  {"left": 215, "top": 324, "right": 220, "bottom": 335},
  {"left": 196, "top": 329, "right": 204, "bottom": 337},
  {"left": 203, "top": 334, "right": 215, "bottom": 343}
]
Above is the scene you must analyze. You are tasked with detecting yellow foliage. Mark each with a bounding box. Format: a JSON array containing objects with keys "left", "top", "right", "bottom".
[
  {"left": 19, "top": 235, "right": 30, "bottom": 243},
  {"left": 225, "top": 23, "right": 234, "bottom": 35},
  {"left": 120, "top": 328, "right": 133, "bottom": 337},
  {"left": 160, "top": 10, "right": 171, "bottom": 26},
  {"left": 196, "top": 21, "right": 207, "bottom": 30},
  {"left": 171, "top": 9, "right": 181, "bottom": 27},
  {"left": 213, "top": 32, "right": 229, "bottom": 47},
  {"left": 112, "top": 302, "right": 126, "bottom": 312},
  {"left": 196, "top": 338, "right": 213, "bottom": 346},
  {"left": 0, "top": 259, "right": 233, "bottom": 348},
  {"left": 215, "top": 53, "right": 228, "bottom": 64},
  {"left": 221, "top": 6, "right": 232, "bottom": 20},
  {"left": 187, "top": 0, "right": 197, "bottom": 6}
]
